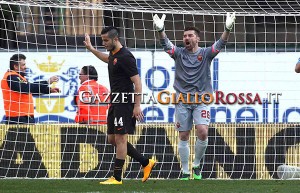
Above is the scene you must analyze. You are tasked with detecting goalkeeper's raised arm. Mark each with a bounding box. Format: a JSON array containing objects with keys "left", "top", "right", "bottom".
[
  {"left": 222, "top": 12, "right": 236, "bottom": 41},
  {"left": 153, "top": 12, "right": 236, "bottom": 58},
  {"left": 153, "top": 13, "right": 235, "bottom": 41}
]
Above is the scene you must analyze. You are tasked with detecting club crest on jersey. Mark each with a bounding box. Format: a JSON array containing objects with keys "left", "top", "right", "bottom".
[
  {"left": 113, "top": 58, "right": 117, "bottom": 65},
  {"left": 197, "top": 54, "right": 203, "bottom": 61}
]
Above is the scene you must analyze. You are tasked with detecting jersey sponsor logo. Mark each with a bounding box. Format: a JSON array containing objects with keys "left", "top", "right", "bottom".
[
  {"left": 117, "top": 127, "right": 123, "bottom": 131},
  {"left": 197, "top": 54, "right": 203, "bottom": 61},
  {"left": 113, "top": 58, "right": 117, "bottom": 65}
]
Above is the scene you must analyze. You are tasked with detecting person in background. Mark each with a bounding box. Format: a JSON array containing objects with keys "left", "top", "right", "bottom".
[
  {"left": 75, "top": 65, "right": 109, "bottom": 124},
  {"left": 1, "top": 53, "right": 60, "bottom": 124}
]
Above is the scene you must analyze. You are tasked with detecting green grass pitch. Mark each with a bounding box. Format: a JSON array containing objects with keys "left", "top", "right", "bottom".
[{"left": 0, "top": 179, "right": 300, "bottom": 193}]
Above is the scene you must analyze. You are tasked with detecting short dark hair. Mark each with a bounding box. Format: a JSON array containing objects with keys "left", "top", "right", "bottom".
[
  {"left": 82, "top": 65, "right": 98, "bottom": 81},
  {"left": 101, "top": 26, "right": 119, "bottom": 39},
  {"left": 10, "top": 54, "right": 26, "bottom": 70},
  {"left": 184, "top": 26, "right": 200, "bottom": 37}
]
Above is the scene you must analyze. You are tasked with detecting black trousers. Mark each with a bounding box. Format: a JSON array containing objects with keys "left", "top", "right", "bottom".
[{"left": 4, "top": 116, "right": 35, "bottom": 124}]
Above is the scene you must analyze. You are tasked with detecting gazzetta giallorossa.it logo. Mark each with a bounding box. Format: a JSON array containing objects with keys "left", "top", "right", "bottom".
[{"left": 78, "top": 90, "right": 282, "bottom": 105}]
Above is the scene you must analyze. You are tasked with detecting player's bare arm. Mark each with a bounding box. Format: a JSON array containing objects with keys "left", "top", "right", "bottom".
[
  {"left": 84, "top": 33, "right": 109, "bottom": 63},
  {"left": 153, "top": 14, "right": 178, "bottom": 58},
  {"left": 130, "top": 74, "right": 144, "bottom": 122}
]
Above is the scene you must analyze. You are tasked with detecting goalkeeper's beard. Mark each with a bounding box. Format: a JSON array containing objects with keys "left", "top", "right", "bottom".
[{"left": 184, "top": 41, "right": 193, "bottom": 51}]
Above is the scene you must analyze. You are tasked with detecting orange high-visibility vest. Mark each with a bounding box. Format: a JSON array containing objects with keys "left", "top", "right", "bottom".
[
  {"left": 1, "top": 70, "right": 34, "bottom": 117},
  {"left": 75, "top": 80, "right": 109, "bottom": 124}
]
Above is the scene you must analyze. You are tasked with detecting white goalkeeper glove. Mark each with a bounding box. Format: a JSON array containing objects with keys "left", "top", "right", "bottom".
[
  {"left": 153, "top": 14, "right": 166, "bottom": 32},
  {"left": 225, "top": 12, "right": 236, "bottom": 31}
]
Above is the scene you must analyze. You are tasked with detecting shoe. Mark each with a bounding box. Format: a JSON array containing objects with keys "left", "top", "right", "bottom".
[
  {"left": 99, "top": 176, "right": 122, "bottom": 185},
  {"left": 142, "top": 159, "right": 156, "bottom": 182},
  {"left": 192, "top": 166, "right": 202, "bottom": 180},
  {"left": 180, "top": 173, "right": 190, "bottom": 180}
]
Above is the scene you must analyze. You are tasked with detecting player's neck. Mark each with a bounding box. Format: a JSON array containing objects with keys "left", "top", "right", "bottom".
[
  {"left": 191, "top": 45, "right": 199, "bottom": 53},
  {"left": 186, "top": 45, "right": 199, "bottom": 53},
  {"left": 111, "top": 42, "right": 123, "bottom": 55}
]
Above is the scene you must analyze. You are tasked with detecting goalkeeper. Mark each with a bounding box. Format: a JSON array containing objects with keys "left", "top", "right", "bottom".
[{"left": 153, "top": 13, "right": 236, "bottom": 180}]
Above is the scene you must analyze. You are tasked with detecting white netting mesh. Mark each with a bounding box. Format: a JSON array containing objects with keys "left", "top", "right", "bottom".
[
  {"left": 5, "top": 0, "right": 300, "bottom": 15},
  {"left": 0, "top": 0, "right": 299, "bottom": 180},
  {"left": 0, "top": 0, "right": 300, "bottom": 52}
]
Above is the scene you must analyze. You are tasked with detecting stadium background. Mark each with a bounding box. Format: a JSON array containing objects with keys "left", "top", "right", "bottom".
[{"left": 0, "top": 0, "right": 300, "bottom": 181}]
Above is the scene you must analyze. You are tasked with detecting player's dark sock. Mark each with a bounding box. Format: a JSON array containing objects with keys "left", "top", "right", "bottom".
[
  {"left": 127, "top": 142, "right": 149, "bottom": 167},
  {"left": 113, "top": 158, "right": 125, "bottom": 181}
]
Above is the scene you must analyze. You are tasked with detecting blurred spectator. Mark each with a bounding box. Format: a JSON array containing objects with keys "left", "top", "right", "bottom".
[
  {"left": 75, "top": 65, "right": 109, "bottom": 124},
  {"left": 1, "top": 54, "right": 60, "bottom": 124}
]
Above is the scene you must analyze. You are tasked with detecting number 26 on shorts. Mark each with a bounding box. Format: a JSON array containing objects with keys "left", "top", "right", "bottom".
[
  {"left": 114, "top": 117, "right": 124, "bottom": 126},
  {"left": 201, "top": 110, "right": 210, "bottom": 119}
]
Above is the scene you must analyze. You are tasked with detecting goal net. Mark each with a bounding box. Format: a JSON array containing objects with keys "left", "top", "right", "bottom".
[{"left": 0, "top": 0, "right": 300, "bottom": 179}]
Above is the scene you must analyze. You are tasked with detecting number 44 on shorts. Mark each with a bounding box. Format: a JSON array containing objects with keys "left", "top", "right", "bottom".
[{"left": 114, "top": 117, "right": 124, "bottom": 126}]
